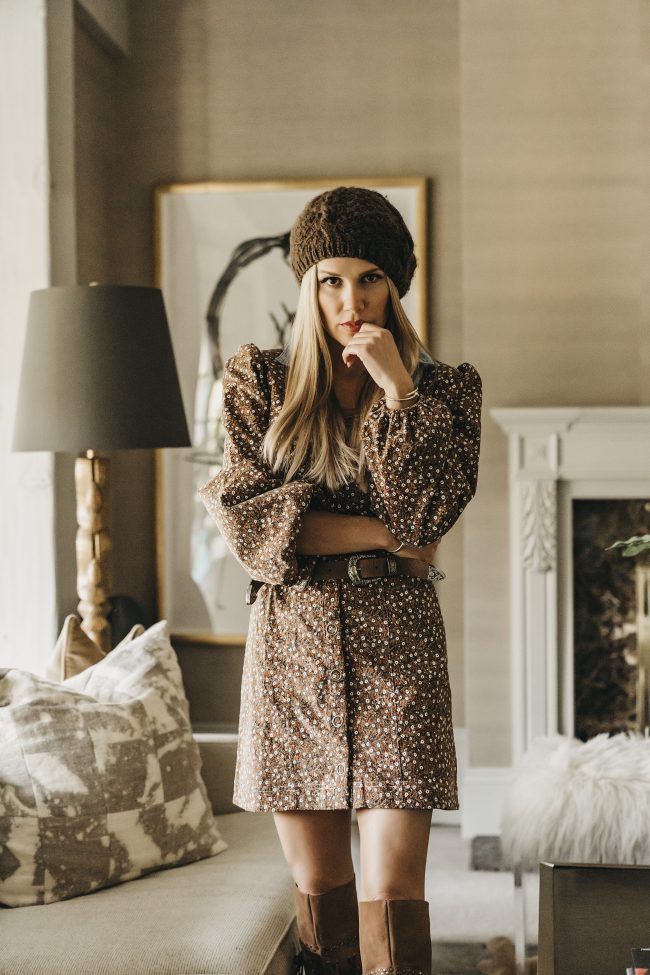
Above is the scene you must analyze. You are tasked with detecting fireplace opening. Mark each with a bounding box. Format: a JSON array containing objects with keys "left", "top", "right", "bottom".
[{"left": 572, "top": 499, "right": 650, "bottom": 741}]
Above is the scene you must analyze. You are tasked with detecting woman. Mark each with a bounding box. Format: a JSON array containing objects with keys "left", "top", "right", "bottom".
[{"left": 199, "top": 186, "right": 482, "bottom": 975}]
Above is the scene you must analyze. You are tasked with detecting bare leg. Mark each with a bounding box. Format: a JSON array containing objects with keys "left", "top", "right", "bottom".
[
  {"left": 274, "top": 810, "right": 361, "bottom": 971},
  {"left": 273, "top": 809, "right": 355, "bottom": 893},
  {"left": 356, "top": 808, "right": 433, "bottom": 899},
  {"left": 357, "top": 808, "right": 434, "bottom": 975}
]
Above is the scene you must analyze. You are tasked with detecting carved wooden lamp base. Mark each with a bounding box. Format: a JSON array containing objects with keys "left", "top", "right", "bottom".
[{"left": 75, "top": 451, "right": 112, "bottom": 654}]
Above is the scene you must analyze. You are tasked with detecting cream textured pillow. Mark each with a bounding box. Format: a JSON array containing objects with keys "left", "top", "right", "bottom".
[
  {"left": 0, "top": 620, "right": 227, "bottom": 907},
  {"left": 42, "top": 614, "right": 145, "bottom": 681}
]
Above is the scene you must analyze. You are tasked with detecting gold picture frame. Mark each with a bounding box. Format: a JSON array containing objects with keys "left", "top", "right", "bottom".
[{"left": 153, "top": 177, "right": 429, "bottom": 646}]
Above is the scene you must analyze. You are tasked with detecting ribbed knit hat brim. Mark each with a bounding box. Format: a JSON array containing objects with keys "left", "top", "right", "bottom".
[{"left": 289, "top": 186, "right": 417, "bottom": 298}]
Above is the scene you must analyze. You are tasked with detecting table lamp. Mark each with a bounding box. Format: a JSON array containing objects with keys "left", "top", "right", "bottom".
[{"left": 12, "top": 284, "right": 190, "bottom": 652}]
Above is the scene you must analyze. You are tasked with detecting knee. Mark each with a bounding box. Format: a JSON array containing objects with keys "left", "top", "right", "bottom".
[
  {"left": 294, "top": 872, "right": 356, "bottom": 897},
  {"left": 361, "top": 852, "right": 426, "bottom": 901},
  {"left": 364, "top": 885, "right": 424, "bottom": 901},
  {"left": 362, "top": 859, "right": 426, "bottom": 900}
]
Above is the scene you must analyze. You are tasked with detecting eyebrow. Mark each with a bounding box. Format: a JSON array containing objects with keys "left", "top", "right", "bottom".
[{"left": 317, "top": 266, "right": 382, "bottom": 276}]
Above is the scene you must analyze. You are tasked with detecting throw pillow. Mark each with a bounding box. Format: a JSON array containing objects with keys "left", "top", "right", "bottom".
[
  {"left": 0, "top": 620, "right": 227, "bottom": 907},
  {"left": 42, "top": 615, "right": 146, "bottom": 681}
]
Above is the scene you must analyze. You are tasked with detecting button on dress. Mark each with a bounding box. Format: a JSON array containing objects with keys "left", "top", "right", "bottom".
[{"left": 199, "top": 343, "right": 482, "bottom": 812}]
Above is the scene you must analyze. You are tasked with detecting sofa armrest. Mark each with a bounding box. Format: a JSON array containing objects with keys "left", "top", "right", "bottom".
[{"left": 194, "top": 733, "right": 240, "bottom": 815}]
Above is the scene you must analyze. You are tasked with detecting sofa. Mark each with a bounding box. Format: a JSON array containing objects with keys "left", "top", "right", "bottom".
[
  {"left": 1, "top": 731, "right": 299, "bottom": 975},
  {"left": 0, "top": 618, "right": 299, "bottom": 975}
]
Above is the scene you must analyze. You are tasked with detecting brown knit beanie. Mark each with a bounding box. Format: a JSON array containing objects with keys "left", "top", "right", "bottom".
[{"left": 289, "top": 186, "right": 417, "bottom": 298}]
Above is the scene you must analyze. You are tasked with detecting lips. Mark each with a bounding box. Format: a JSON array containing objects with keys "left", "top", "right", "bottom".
[{"left": 340, "top": 320, "right": 363, "bottom": 330}]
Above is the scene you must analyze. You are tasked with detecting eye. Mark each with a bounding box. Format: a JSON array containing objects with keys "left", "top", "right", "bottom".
[
  {"left": 319, "top": 276, "right": 341, "bottom": 286},
  {"left": 363, "top": 273, "right": 383, "bottom": 284}
]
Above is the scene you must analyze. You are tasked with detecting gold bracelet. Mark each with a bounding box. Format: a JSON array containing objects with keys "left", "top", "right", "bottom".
[
  {"left": 385, "top": 387, "right": 418, "bottom": 401},
  {"left": 385, "top": 392, "right": 420, "bottom": 408},
  {"left": 389, "top": 541, "right": 405, "bottom": 554}
]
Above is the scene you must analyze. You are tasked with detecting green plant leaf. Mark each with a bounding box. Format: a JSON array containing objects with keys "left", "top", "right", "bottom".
[{"left": 606, "top": 534, "right": 650, "bottom": 557}]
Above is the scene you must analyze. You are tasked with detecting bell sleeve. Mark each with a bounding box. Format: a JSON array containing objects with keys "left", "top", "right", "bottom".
[
  {"left": 361, "top": 362, "right": 482, "bottom": 545},
  {"left": 198, "top": 343, "right": 315, "bottom": 585}
]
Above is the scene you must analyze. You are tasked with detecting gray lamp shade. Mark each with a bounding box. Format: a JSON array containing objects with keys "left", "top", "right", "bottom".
[{"left": 13, "top": 285, "right": 191, "bottom": 452}]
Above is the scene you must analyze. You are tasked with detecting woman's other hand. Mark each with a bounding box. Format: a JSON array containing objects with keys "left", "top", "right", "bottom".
[
  {"left": 399, "top": 540, "right": 440, "bottom": 563},
  {"left": 388, "top": 536, "right": 440, "bottom": 564}
]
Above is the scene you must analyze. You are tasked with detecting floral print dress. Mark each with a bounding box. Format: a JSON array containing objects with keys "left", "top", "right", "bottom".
[{"left": 199, "top": 342, "right": 482, "bottom": 811}]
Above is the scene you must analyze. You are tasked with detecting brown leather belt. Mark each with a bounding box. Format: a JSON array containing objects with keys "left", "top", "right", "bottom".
[{"left": 245, "top": 552, "right": 445, "bottom": 605}]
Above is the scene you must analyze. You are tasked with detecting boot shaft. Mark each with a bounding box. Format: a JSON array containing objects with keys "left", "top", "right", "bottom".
[
  {"left": 293, "top": 876, "right": 362, "bottom": 973},
  {"left": 358, "top": 899, "right": 432, "bottom": 975}
]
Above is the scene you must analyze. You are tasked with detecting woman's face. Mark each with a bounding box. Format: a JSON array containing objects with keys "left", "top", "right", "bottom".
[{"left": 316, "top": 257, "right": 391, "bottom": 349}]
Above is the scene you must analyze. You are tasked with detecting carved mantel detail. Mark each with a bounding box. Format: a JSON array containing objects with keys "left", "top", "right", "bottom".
[{"left": 520, "top": 480, "right": 557, "bottom": 573}]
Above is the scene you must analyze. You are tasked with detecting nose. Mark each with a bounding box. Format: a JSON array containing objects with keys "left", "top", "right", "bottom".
[{"left": 341, "top": 281, "right": 365, "bottom": 316}]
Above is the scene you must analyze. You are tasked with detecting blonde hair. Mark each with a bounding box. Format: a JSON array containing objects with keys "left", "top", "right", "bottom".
[{"left": 262, "top": 264, "right": 429, "bottom": 492}]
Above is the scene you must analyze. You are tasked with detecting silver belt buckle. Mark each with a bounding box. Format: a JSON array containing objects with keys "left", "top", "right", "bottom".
[
  {"left": 293, "top": 560, "right": 314, "bottom": 590},
  {"left": 427, "top": 565, "right": 446, "bottom": 582},
  {"left": 347, "top": 552, "right": 379, "bottom": 586}
]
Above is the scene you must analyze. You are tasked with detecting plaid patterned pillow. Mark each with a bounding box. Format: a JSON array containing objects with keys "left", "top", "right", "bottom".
[{"left": 0, "top": 620, "right": 227, "bottom": 907}]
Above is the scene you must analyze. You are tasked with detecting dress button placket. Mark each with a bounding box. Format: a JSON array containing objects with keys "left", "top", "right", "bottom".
[{"left": 325, "top": 604, "right": 347, "bottom": 756}]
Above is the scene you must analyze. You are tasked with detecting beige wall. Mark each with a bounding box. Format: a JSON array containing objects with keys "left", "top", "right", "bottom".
[
  {"left": 105, "top": 0, "right": 468, "bottom": 723},
  {"left": 460, "top": 0, "right": 647, "bottom": 764},
  {"left": 69, "top": 0, "right": 648, "bottom": 760}
]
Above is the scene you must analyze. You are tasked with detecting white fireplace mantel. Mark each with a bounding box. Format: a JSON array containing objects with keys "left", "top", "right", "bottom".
[{"left": 491, "top": 407, "right": 650, "bottom": 764}]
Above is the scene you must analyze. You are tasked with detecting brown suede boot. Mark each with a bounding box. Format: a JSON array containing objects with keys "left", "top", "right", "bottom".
[
  {"left": 358, "top": 899, "right": 432, "bottom": 975},
  {"left": 292, "top": 876, "right": 362, "bottom": 974}
]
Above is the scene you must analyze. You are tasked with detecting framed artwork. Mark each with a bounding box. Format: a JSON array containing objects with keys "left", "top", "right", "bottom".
[{"left": 154, "top": 177, "right": 428, "bottom": 645}]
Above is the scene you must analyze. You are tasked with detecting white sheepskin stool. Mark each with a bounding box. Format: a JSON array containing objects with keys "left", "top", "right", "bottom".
[
  {"left": 500, "top": 731, "right": 650, "bottom": 972},
  {"left": 501, "top": 732, "right": 650, "bottom": 869}
]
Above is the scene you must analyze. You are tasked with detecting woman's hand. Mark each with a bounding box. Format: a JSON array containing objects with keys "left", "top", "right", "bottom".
[
  {"left": 384, "top": 527, "right": 440, "bottom": 565},
  {"left": 396, "top": 540, "right": 440, "bottom": 564},
  {"left": 341, "top": 322, "right": 414, "bottom": 398}
]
